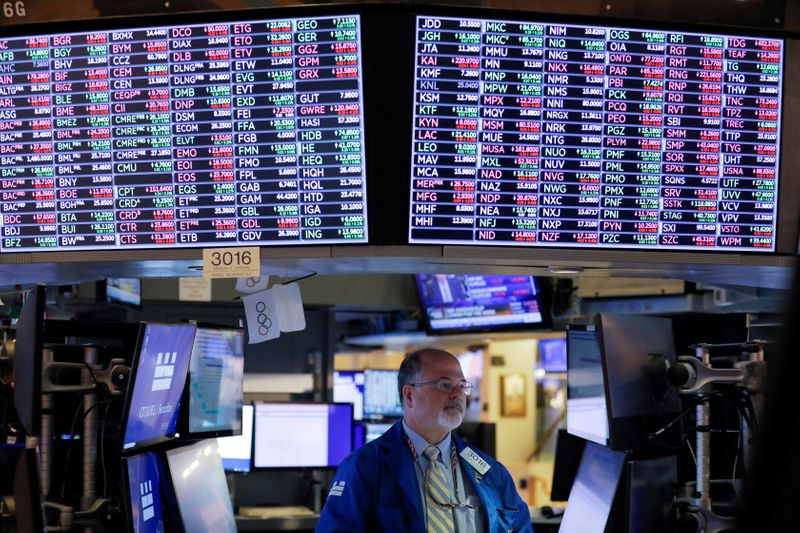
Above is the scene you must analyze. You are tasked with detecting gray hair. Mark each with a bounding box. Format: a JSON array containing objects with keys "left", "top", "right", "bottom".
[
  {"left": 398, "top": 349, "right": 425, "bottom": 406},
  {"left": 398, "top": 348, "right": 455, "bottom": 406}
]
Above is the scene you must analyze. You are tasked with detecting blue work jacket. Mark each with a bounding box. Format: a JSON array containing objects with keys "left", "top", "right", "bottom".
[{"left": 316, "top": 421, "right": 533, "bottom": 532}]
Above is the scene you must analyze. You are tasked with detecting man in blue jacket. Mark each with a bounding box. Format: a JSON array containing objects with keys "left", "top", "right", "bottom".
[{"left": 317, "top": 348, "right": 533, "bottom": 532}]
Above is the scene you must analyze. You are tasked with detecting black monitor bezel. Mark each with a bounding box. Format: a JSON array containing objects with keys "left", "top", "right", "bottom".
[
  {"left": 414, "top": 273, "right": 553, "bottom": 336},
  {"left": 0, "top": 5, "right": 792, "bottom": 260},
  {"left": 12, "top": 446, "right": 47, "bottom": 533},
  {"left": 0, "top": 4, "right": 376, "bottom": 256},
  {"left": 118, "top": 322, "right": 197, "bottom": 456},
  {"left": 251, "top": 400, "right": 355, "bottom": 470},
  {"left": 177, "top": 324, "right": 245, "bottom": 440},
  {"left": 398, "top": 5, "right": 797, "bottom": 256},
  {"left": 12, "top": 284, "right": 46, "bottom": 438},
  {"left": 596, "top": 313, "right": 684, "bottom": 452}
]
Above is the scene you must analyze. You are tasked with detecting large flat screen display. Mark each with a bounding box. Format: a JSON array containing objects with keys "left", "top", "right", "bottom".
[
  {"left": 0, "top": 14, "right": 367, "bottom": 251},
  {"left": 217, "top": 404, "right": 253, "bottom": 472},
  {"left": 566, "top": 324, "right": 609, "bottom": 446},
  {"left": 416, "top": 273, "right": 548, "bottom": 333},
  {"left": 165, "top": 439, "right": 236, "bottom": 533},
  {"left": 333, "top": 370, "right": 364, "bottom": 420},
  {"left": 123, "top": 452, "right": 166, "bottom": 533},
  {"left": 559, "top": 441, "right": 626, "bottom": 533},
  {"left": 363, "top": 369, "right": 403, "bottom": 418},
  {"left": 409, "top": 15, "right": 783, "bottom": 251},
  {"left": 184, "top": 326, "right": 244, "bottom": 438},
  {"left": 121, "top": 323, "right": 196, "bottom": 453},
  {"left": 253, "top": 402, "right": 353, "bottom": 468}
]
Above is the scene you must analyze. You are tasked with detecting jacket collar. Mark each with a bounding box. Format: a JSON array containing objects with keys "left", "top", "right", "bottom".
[
  {"left": 377, "top": 421, "right": 424, "bottom": 523},
  {"left": 378, "top": 422, "right": 497, "bottom": 526}
]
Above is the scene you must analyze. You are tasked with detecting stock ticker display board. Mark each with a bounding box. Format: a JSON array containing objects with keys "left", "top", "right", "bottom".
[
  {"left": 408, "top": 16, "right": 784, "bottom": 251},
  {"left": 0, "top": 14, "right": 367, "bottom": 251}
]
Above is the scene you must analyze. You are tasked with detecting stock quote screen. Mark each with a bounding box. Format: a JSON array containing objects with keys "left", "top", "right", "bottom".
[
  {"left": 0, "top": 14, "right": 367, "bottom": 251},
  {"left": 409, "top": 16, "right": 783, "bottom": 251}
]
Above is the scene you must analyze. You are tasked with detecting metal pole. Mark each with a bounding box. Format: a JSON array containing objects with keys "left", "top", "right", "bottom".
[
  {"left": 695, "top": 344, "right": 712, "bottom": 510},
  {"left": 82, "top": 346, "right": 98, "bottom": 512},
  {"left": 40, "top": 347, "right": 53, "bottom": 498}
]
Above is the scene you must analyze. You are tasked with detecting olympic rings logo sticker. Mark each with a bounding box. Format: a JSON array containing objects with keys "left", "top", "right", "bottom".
[
  {"left": 245, "top": 277, "right": 261, "bottom": 288},
  {"left": 255, "top": 301, "right": 273, "bottom": 336}
]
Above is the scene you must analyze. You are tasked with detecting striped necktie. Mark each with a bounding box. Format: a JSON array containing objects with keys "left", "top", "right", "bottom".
[{"left": 423, "top": 446, "right": 455, "bottom": 533}]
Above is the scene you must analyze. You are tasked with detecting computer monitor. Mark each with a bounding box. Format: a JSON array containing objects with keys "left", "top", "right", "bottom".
[
  {"left": 619, "top": 456, "right": 678, "bottom": 533},
  {"left": 165, "top": 439, "right": 236, "bottom": 533},
  {"left": 566, "top": 324, "right": 609, "bottom": 447},
  {"left": 120, "top": 323, "right": 197, "bottom": 454},
  {"left": 550, "top": 429, "right": 587, "bottom": 502},
  {"left": 559, "top": 441, "right": 626, "bottom": 533},
  {"left": 415, "top": 274, "right": 550, "bottom": 334},
  {"left": 12, "top": 285, "right": 45, "bottom": 437},
  {"left": 540, "top": 338, "right": 567, "bottom": 373},
  {"left": 105, "top": 278, "right": 142, "bottom": 308},
  {"left": 353, "top": 423, "right": 366, "bottom": 449},
  {"left": 598, "top": 314, "right": 683, "bottom": 451},
  {"left": 122, "top": 451, "right": 166, "bottom": 533},
  {"left": 333, "top": 370, "right": 365, "bottom": 421},
  {"left": 180, "top": 326, "right": 245, "bottom": 438},
  {"left": 12, "top": 447, "right": 46, "bottom": 533},
  {"left": 364, "top": 422, "right": 393, "bottom": 444},
  {"left": 253, "top": 403, "right": 353, "bottom": 468},
  {"left": 363, "top": 369, "right": 402, "bottom": 418},
  {"left": 217, "top": 404, "right": 254, "bottom": 473},
  {"left": 454, "top": 421, "right": 496, "bottom": 458}
]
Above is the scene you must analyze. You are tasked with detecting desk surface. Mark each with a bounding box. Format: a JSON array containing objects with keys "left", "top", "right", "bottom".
[{"left": 235, "top": 507, "right": 319, "bottom": 532}]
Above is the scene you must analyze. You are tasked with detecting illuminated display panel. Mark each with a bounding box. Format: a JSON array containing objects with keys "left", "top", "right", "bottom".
[
  {"left": 409, "top": 15, "right": 783, "bottom": 251},
  {"left": 0, "top": 14, "right": 367, "bottom": 251}
]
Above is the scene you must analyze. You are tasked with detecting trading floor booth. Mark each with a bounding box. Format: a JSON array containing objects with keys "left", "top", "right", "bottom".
[{"left": 0, "top": 0, "right": 797, "bottom": 531}]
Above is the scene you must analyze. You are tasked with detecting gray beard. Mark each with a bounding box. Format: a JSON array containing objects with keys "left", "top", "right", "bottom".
[{"left": 438, "top": 407, "right": 464, "bottom": 431}]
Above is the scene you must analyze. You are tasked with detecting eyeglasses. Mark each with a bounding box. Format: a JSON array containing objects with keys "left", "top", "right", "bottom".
[{"left": 409, "top": 379, "right": 474, "bottom": 396}]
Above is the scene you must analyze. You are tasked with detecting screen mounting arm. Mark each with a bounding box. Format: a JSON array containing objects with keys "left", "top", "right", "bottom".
[{"left": 41, "top": 357, "right": 129, "bottom": 395}]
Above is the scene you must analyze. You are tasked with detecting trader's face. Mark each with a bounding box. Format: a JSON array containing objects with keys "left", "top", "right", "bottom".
[{"left": 404, "top": 351, "right": 467, "bottom": 437}]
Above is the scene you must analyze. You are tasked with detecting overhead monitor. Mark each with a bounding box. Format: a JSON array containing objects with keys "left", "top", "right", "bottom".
[
  {"left": 165, "top": 439, "right": 236, "bottom": 533},
  {"left": 120, "top": 322, "right": 197, "bottom": 454},
  {"left": 0, "top": 13, "right": 367, "bottom": 252},
  {"left": 408, "top": 15, "right": 783, "bottom": 252},
  {"left": 217, "top": 403, "right": 254, "bottom": 473},
  {"left": 416, "top": 274, "right": 549, "bottom": 334},
  {"left": 566, "top": 324, "right": 609, "bottom": 447},
  {"left": 559, "top": 441, "right": 626, "bottom": 533},
  {"left": 333, "top": 370, "right": 364, "bottom": 420},
  {"left": 105, "top": 278, "right": 142, "bottom": 307},
  {"left": 122, "top": 451, "right": 166, "bottom": 533},
  {"left": 363, "top": 369, "right": 403, "bottom": 418},
  {"left": 12, "top": 284, "right": 45, "bottom": 437},
  {"left": 540, "top": 337, "right": 567, "bottom": 373},
  {"left": 253, "top": 402, "right": 353, "bottom": 468},
  {"left": 180, "top": 326, "right": 245, "bottom": 438}
]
